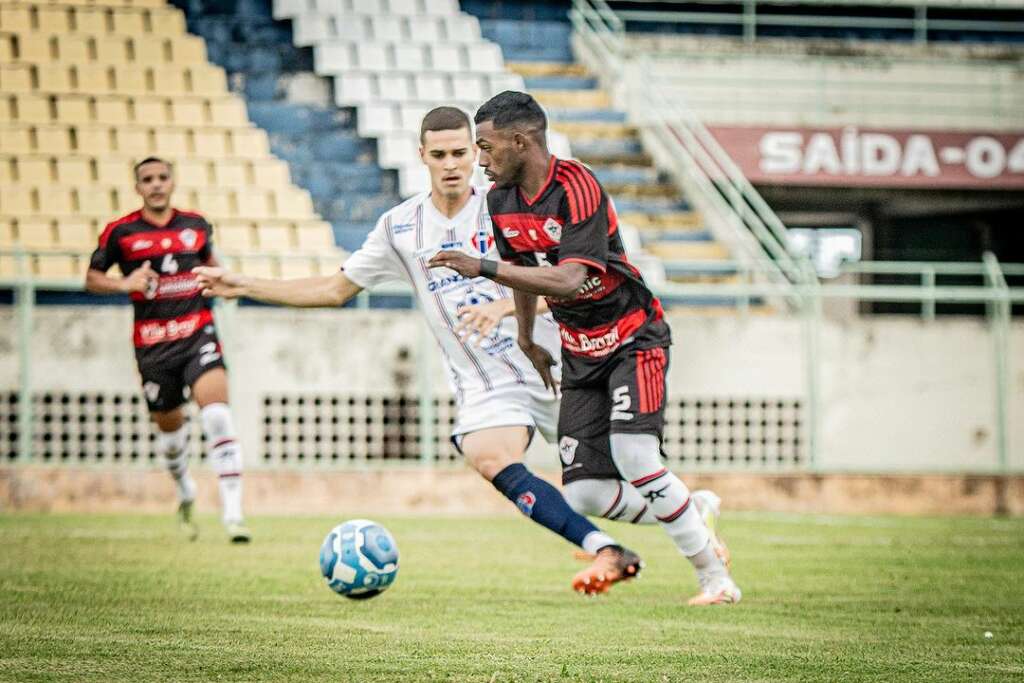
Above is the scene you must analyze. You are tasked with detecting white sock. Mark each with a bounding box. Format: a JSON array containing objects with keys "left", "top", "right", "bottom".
[
  {"left": 156, "top": 425, "right": 196, "bottom": 503},
  {"left": 689, "top": 541, "right": 728, "bottom": 583},
  {"left": 201, "top": 403, "right": 245, "bottom": 525},
  {"left": 581, "top": 531, "right": 618, "bottom": 555},
  {"left": 563, "top": 479, "right": 657, "bottom": 524},
  {"left": 610, "top": 433, "right": 710, "bottom": 557}
]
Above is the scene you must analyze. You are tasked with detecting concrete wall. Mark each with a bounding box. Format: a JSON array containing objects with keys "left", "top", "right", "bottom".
[{"left": 1, "top": 305, "right": 1021, "bottom": 473}]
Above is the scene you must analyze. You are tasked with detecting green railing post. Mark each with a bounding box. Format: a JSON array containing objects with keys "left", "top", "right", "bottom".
[
  {"left": 914, "top": 5, "right": 928, "bottom": 45},
  {"left": 743, "top": 0, "right": 756, "bottom": 43},
  {"left": 922, "top": 268, "right": 936, "bottom": 321},
  {"left": 16, "top": 277, "right": 35, "bottom": 463},
  {"left": 800, "top": 263, "right": 822, "bottom": 470},
  {"left": 983, "top": 252, "right": 1010, "bottom": 477}
]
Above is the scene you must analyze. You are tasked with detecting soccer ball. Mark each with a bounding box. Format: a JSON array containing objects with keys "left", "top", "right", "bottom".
[{"left": 319, "top": 519, "right": 399, "bottom": 599}]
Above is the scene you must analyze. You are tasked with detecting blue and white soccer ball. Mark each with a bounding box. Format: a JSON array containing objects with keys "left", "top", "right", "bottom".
[{"left": 319, "top": 519, "right": 399, "bottom": 600}]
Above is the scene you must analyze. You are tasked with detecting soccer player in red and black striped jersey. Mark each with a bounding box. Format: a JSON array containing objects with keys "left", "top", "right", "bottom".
[
  {"left": 85, "top": 157, "right": 250, "bottom": 544},
  {"left": 429, "top": 92, "right": 740, "bottom": 604}
]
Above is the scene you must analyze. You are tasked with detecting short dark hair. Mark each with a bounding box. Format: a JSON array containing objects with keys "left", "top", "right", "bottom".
[
  {"left": 133, "top": 156, "right": 173, "bottom": 180},
  {"left": 474, "top": 91, "right": 547, "bottom": 136},
  {"left": 420, "top": 106, "right": 472, "bottom": 144}
]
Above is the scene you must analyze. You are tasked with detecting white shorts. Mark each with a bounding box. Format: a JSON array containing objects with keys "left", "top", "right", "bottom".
[{"left": 451, "top": 383, "right": 559, "bottom": 448}]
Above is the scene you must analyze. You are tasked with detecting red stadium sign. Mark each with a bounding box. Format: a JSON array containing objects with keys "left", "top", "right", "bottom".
[{"left": 705, "top": 126, "right": 1024, "bottom": 189}]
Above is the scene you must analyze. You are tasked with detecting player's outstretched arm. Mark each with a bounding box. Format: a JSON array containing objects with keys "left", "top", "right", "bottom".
[
  {"left": 427, "top": 251, "right": 587, "bottom": 299},
  {"left": 193, "top": 266, "right": 363, "bottom": 308},
  {"left": 85, "top": 260, "right": 157, "bottom": 295}
]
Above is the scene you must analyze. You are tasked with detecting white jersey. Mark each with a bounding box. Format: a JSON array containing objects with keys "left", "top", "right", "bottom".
[{"left": 342, "top": 188, "right": 562, "bottom": 405}]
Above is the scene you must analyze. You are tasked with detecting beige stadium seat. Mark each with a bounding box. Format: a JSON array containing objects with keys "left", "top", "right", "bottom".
[
  {"left": 16, "top": 156, "right": 53, "bottom": 185},
  {"left": 73, "top": 124, "right": 114, "bottom": 155},
  {"left": 274, "top": 189, "right": 313, "bottom": 219},
  {"left": 209, "top": 97, "right": 247, "bottom": 127},
  {"left": 279, "top": 257, "right": 316, "bottom": 279},
  {"left": 296, "top": 222, "right": 335, "bottom": 251},
  {"left": 111, "top": 9, "right": 146, "bottom": 37},
  {"left": 238, "top": 255, "right": 277, "bottom": 279},
  {"left": 257, "top": 223, "right": 292, "bottom": 250},
  {"left": 130, "top": 38, "right": 168, "bottom": 67},
  {"left": 316, "top": 254, "right": 343, "bottom": 276},
  {"left": 95, "top": 35, "right": 130, "bottom": 65},
  {"left": 0, "top": 125, "right": 33, "bottom": 154},
  {"left": 169, "top": 97, "right": 206, "bottom": 127},
  {"left": 244, "top": 192, "right": 273, "bottom": 220},
  {"left": 0, "top": 95, "right": 11, "bottom": 124},
  {"left": 17, "top": 33, "right": 54, "bottom": 64},
  {"left": 0, "top": 34, "right": 15, "bottom": 65},
  {"left": 151, "top": 65, "right": 189, "bottom": 96},
  {"left": 47, "top": 187, "right": 77, "bottom": 217},
  {"left": 0, "top": 156, "right": 13, "bottom": 185},
  {"left": 55, "top": 95, "right": 92, "bottom": 125},
  {"left": 78, "top": 64, "right": 115, "bottom": 94},
  {"left": 57, "top": 156, "right": 92, "bottom": 185},
  {"left": 2, "top": 64, "right": 36, "bottom": 93},
  {"left": 194, "top": 188, "right": 235, "bottom": 218},
  {"left": 35, "top": 254, "right": 79, "bottom": 280},
  {"left": 0, "top": 186, "right": 34, "bottom": 216},
  {"left": 17, "top": 218, "right": 57, "bottom": 250},
  {"left": 93, "top": 96, "right": 131, "bottom": 125},
  {"left": 95, "top": 158, "right": 132, "bottom": 185},
  {"left": 187, "top": 65, "right": 226, "bottom": 96},
  {"left": 230, "top": 128, "right": 269, "bottom": 158},
  {"left": 131, "top": 96, "right": 169, "bottom": 125},
  {"left": 168, "top": 35, "right": 205, "bottom": 64},
  {"left": 115, "top": 126, "right": 152, "bottom": 156},
  {"left": 37, "top": 6, "right": 72, "bottom": 35},
  {"left": 174, "top": 158, "right": 213, "bottom": 186},
  {"left": 36, "top": 125, "right": 74, "bottom": 154},
  {"left": 214, "top": 221, "right": 256, "bottom": 252},
  {"left": 55, "top": 34, "right": 91, "bottom": 63},
  {"left": 251, "top": 159, "right": 290, "bottom": 189},
  {"left": 211, "top": 159, "right": 247, "bottom": 188},
  {"left": 154, "top": 128, "right": 188, "bottom": 156},
  {"left": 56, "top": 219, "right": 96, "bottom": 251},
  {"left": 15, "top": 94, "right": 52, "bottom": 124},
  {"left": 0, "top": 220, "right": 14, "bottom": 248},
  {"left": 0, "top": 6, "right": 32, "bottom": 33},
  {"left": 111, "top": 65, "right": 148, "bottom": 94},
  {"left": 191, "top": 129, "right": 228, "bottom": 158},
  {"left": 73, "top": 8, "right": 110, "bottom": 37}
]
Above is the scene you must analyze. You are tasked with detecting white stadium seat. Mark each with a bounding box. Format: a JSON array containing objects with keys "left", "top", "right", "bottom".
[
  {"left": 358, "top": 103, "right": 399, "bottom": 136},
  {"left": 399, "top": 103, "right": 430, "bottom": 132},
  {"left": 430, "top": 45, "right": 463, "bottom": 72},
  {"left": 356, "top": 43, "right": 390, "bottom": 70},
  {"left": 488, "top": 73, "right": 525, "bottom": 95},
  {"left": 412, "top": 16, "right": 443, "bottom": 43},
  {"left": 372, "top": 16, "right": 406, "bottom": 42},
  {"left": 378, "top": 73, "right": 413, "bottom": 102},
  {"left": 352, "top": 0, "right": 385, "bottom": 14},
  {"left": 450, "top": 75, "right": 485, "bottom": 103},
  {"left": 393, "top": 44, "right": 426, "bottom": 71},
  {"left": 314, "top": 43, "right": 356, "bottom": 74},
  {"left": 443, "top": 15, "right": 481, "bottom": 42},
  {"left": 292, "top": 15, "right": 333, "bottom": 45},
  {"left": 399, "top": 164, "right": 430, "bottom": 196},
  {"left": 424, "top": 0, "right": 460, "bottom": 15},
  {"left": 414, "top": 73, "right": 450, "bottom": 100},
  {"left": 334, "top": 73, "right": 375, "bottom": 105},
  {"left": 378, "top": 132, "right": 419, "bottom": 168},
  {"left": 465, "top": 44, "right": 504, "bottom": 73}
]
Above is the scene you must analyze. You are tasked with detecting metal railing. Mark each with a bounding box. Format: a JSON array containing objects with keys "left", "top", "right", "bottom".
[
  {"left": 607, "top": 0, "right": 1024, "bottom": 45},
  {"left": 3, "top": 249, "right": 1022, "bottom": 472}
]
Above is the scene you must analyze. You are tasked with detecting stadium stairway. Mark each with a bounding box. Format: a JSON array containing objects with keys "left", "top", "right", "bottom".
[
  {"left": 169, "top": 0, "right": 402, "bottom": 253},
  {"left": 463, "top": 5, "right": 755, "bottom": 308}
]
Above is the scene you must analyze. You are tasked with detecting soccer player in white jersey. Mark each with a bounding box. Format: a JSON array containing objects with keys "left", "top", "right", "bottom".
[{"left": 195, "top": 107, "right": 658, "bottom": 592}]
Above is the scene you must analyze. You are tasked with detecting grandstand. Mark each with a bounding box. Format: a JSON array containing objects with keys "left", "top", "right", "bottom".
[{"left": 0, "top": 0, "right": 1022, "bottom": 485}]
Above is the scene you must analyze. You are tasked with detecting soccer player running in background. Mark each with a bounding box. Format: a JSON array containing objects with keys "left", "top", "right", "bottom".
[
  {"left": 85, "top": 158, "right": 251, "bottom": 543},
  {"left": 195, "top": 107, "right": 650, "bottom": 592},
  {"left": 428, "top": 92, "right": 741, "bottom": 604}
]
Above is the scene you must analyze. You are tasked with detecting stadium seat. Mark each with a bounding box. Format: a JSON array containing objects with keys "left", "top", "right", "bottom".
[
  {"left": 36, "top": 64, "right": 74, "bottom": 93},
  {"left": 0, "top": 65, "right": 34, "bottom": 93},
  {"left": 315, "top": 43, "right": 356, "bottom": 74},
  {"left": 429, "top": 45, "right": 462, "bottom": 72},
  {"left": 115, "top": 126, "right": 152, "bottom": 156},
  {"left": 257, "top": 223, "right": 292, "bottom": 251},
  {"left": 0, "top": 220, "right": 14, "bottom": 249},
  {"left": 378, "top": 73, "right": 412, "bottom": 102},
  {"left": 34, "top": 253, "right": 79, "bottom": 280},
  {"left": 388, "top": 0, "right": 420, "bottom": 16},
  {"left": 35, "top": 125, "right": 74, "bottom": 154},
  {"left": 209, "top": 97, "right": 247, "bottom": 127},
  {"left": 211, "top": 159, "right": 247, "bottom": 188},
  {"left": 238, "top": 255, "right": 277, "bottom": 279},
  {"left": 274, "top": 189, "right": 315, "bottom": 219},
  {"left": 295, "top": 222, "right": 335, "bottom": 250},
  {"left": 244, "top": 191, "right": 273, "bottom": 220},
  {"left": 192, "top": 129, "right": 228, "bottom": 158},
  {"left": 150, "top": 66, "right": 189, "bottom": 96},
  {"left": 55, "top": 95, "right": 93, "bottom": 125},
  {"left": 95, "top": 36, "right": 131, "bottom": 65},
  {"left": 352, "top": 0, "right": 386, "bottom": 15},
  {"left": 95, "top": 158, "right": 131, "bottom": 186},
  {"left": 393, "top": 45, "right": 425, "bottom": 72},
  {"left": 95, "top": 97, "right": 136, "bottom": 126},
  {"left": 153, "top": 128, "right": 188, "bottom": 157},
  {"left": 335, "top": 73, "right": 374, "bottom": 105},
  {"left": 167, "top": 35, "right": 206, "bottom": 65},
  {"left": 0, "top": 6, "right": 32, "bottom": 34},
  {"left": 14, "top": 94, "right": 52, "bottom": 124},
  {"left": 73, "top": 124, "right": 113, "bottom": 155},
  {"left": 425, "top": 0, "right": 459, "bottom": 15},
  {"left": 16, "top": 156, "right": 52, "bottom": 185},
  {"left": 355, "top": 43, "right": 389, "bottom": 70},
  {"left": 413, "top": 73, "right": 449, "bottom": 100},
  {"left": 17, "top": 218, "right": 56, "bottom": 250},
  {"left": 17, "top": 33, "right": 54, "bottom": 64},
  {"left": 450, "top": 75, "right": 484, "bottom": 102},
  {"left": 279, "top": 257, "right": 317, "bottom": 279},
  {"left": 372, "top": 16, "right": 405, "bottom": 42},
  {"left": 193, "top": 188, "right": 234, "bottom": 218},
  {"left": 169, "top": 98, "right": 205, "bottom": 127},
  {"left": 230, "top": 128, "right": 269, "bottom": 158},
  {"left": 252, "top": 159, "right": 291, "bottom": 189},
  {"left": 464, "top": 44, "right": 503, "bottom": 72},
  {"left": 76, "top": 187, "right": 118, "bottom": 217},
  {"left": 36, "top": 7, "right": 71, "bottom": 35},
  {"left": 214, "top": 222, "right": 256, "bottom": 252},
  {"left": 56, "top": 157, "right": 91, "bottom": 185},
  {"left": 187, "top": 65, "right": 227, "bottom": 96},
  {"left": 0, "top": 125, "right": 33, "bottom": 154},
  {"left": 72, "top": 8, "right": 108, "bottom": 37},
  {"left": 56, "top": 219, "right": 97, "bottom": 251},
  {"left": 443, "top": 15, "right": 481, "bottom": 43}
]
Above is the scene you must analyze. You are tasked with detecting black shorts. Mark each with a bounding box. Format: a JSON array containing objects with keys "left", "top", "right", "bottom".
[
  {"left": 558, "top": 345, "right": 669, "bottom": 485},
  {"left": 135, "top": 326, "right": 226, "bottom": 413}
]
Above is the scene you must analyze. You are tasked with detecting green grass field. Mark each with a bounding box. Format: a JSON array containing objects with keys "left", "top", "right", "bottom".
[{"left": 1, "top": 512, "right": 1022, "bottom": 682}]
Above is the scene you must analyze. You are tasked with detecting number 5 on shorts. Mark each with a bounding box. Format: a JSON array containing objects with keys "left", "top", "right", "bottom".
[{"left": 611, "top": 385, "right": 633, "bottom": 421}]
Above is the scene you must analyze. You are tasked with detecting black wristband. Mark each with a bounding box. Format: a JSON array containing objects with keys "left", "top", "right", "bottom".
[{"left": 479, "top": 258, "right": 499, "bottom": 279}]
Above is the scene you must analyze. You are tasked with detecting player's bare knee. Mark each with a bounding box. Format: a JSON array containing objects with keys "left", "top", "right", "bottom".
[
  {"left": 464, "top": 448, "right": 520, "bottom": 481},
  {"left": 152, "top": 408, "right": 185, "bottom": 433},
  {"left": 192, "top": 368, "right": 229, "bottom": 407}
]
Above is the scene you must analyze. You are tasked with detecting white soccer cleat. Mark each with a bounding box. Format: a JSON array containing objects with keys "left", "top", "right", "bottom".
[
  {"left": 692, "top": 489, "right": 731, "bottom": 569},
  {"left": 688, "top": 575, "right": 742, "bottom": 606},
  {"left": 226, "top": 521, "right": 252, "bottom": 544}
]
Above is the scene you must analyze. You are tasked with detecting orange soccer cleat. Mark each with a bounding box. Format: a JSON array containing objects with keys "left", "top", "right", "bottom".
[{"left": 571, "top": 545, "right": 643, "bottom": 595}]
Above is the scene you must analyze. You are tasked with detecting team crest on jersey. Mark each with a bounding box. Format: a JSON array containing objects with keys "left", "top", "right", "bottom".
[
  {"left": 516, "top": 491, "right": 536, "bottom": 517},
  {"left": 543, "top": 218, "right": 562, "bottom": 241},
  {"left": 474, "top": 228, "right": 494, "bottom": 255},
  {"left": 179, "top": 228, "right": 198, "bottom": 249},
  {"left": 559, "top": 436, "right": 579, "bottom": 465}
]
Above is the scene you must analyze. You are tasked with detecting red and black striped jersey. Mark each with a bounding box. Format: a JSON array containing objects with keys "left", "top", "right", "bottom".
[
  {"left": 490, "top": 156, "right": 670, "bottom": 361},
  {"left": 89, "top": 208, "right": 215, "bottom": 354}
]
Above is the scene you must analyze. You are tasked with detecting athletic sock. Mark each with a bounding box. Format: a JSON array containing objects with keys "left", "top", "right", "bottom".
[
  {"left": 201, "top": 403, "right": 245, "bottom": 525},
  {"left": 491, "top": 463, "right": 616, "bottom": 552},
  {"left": 610, "top": 433, "right": 711, "bottom": 557},
  {"left": 156, "top": 425, "right": 196, "bottom": 503},
  {"left": 562, "top": 478, "right": 657, "bottom": 524},
  {"left": 689, "top": 540, "right": 729, "bottom": 582}
]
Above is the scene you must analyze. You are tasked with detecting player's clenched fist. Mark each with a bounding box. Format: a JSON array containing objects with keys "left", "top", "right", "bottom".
[
  {"left": 427, "top": 250, "right": 482, "bottom": 278},
  {"left": 193, "top": 266, "right": 248, "bottom": 299}
]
